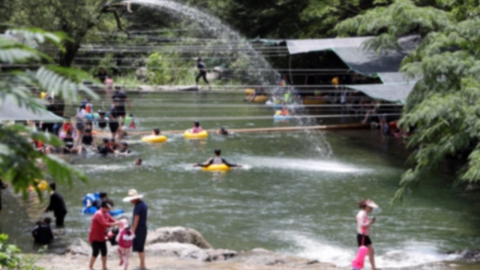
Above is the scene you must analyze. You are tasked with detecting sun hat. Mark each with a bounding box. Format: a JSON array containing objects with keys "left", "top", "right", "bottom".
[
  {"left": 365, "top": 200, "right": 379, "bottom": 209},
  {"left": 122, "top": 189, "right": 144, "bottom": 202}
]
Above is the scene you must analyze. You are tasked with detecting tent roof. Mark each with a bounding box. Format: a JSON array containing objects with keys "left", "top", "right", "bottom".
[
  {"left": 345, "top": 83, "right": 416, "bottom": 104},
  {"left": 286, "top": 36, "right": 420, "bottom": 76},
  {"left": 0, "top": 96, "right": 64, "bottom": 122}
]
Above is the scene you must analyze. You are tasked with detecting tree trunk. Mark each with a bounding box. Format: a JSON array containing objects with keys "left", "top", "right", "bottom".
[{"left": 58, "top": 40, "right": 81, "bottom": 67}]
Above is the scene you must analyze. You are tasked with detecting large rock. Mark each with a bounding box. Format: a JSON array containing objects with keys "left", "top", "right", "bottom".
[
  {"left": 65, "top": 238, "right": 91, "bottom": 256},
  {"left": 146, "top": 227, "right": 213, "bottom": 249},
  {"left": 145, "top": 242, "right": 236, "bottom": 262}
]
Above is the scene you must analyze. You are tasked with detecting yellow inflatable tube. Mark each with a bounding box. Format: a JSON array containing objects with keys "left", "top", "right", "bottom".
[
  {"left": 245, "top": 88, "right": 255, "bottom": 96},
  {"left": 201, "top": 164, "right": 231, "bottom": 172},
  {"left": 253, "top": 95, "right": 268, "bottom": 103},
  {"left": 142, "top": 135, "right": 167, "bottom": 143},
  {"left": 184, "top": 130, "right": 208, "bottom": 139}
]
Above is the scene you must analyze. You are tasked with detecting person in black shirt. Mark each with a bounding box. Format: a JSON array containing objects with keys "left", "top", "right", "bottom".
[
  {"left": 109, "top": 106, "right": 120, "bottom": 138},
  {"left": 111, "top": 86, "right": 131, "bottom": 126},
  {"left": 32, "top": 217, "right": 54, "bottom": 245},
  {"left": 41, "top": 97, "right": 56, "bottom": 134},
  {"left": 194, "top": 149, "right": 242, "bottom": 168},
  {"left": 78, "top": 128, "right": 96, "bottom": 154},
  {"left": 195, "top": 57, "right": 211, "bottom": 89},
  {"left": 90, "top": 192, "right": 109, "bottom": 209},
  {"left": 45, "top": 182, "right": 68, "bottom": 227},
  {"left": 95, "top": 68, "right": 108, "bottom": 83},
  {"left": 98, "top": 138, "right": 114, "bottom": 156},
  {"left": 97, "top": 111, "right": 108, "bottom": 130},
  {"left": 0, "top": 179, "right": 7, "bottom": 212},
  {"left": 62, "top": 131, "right": 79, "bottom": 154}
]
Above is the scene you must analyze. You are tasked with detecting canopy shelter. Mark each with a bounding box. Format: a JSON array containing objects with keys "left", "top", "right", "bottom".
[
  {"left": 285, "top": 36, "right": 419, "bottom": 76},
  {"left": 252, "top": 36, "right": 421, "bottom": 103},
  {"left": 0, "top": 96, "right": 63, "bottom": 122}
]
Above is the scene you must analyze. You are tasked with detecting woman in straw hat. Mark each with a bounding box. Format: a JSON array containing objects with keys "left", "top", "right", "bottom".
[{"left": 123, "top": 189, "right": 148, "bottom": 270}]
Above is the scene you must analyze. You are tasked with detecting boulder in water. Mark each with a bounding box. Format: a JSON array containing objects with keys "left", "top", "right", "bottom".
[{"left": 146, "top": 226, "right": 213, "bottom": 249}]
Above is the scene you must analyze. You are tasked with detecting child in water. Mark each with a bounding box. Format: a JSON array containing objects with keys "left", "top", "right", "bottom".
[
  {"left": 152, "top": 128, "right": 160, "bottom": 136},
  {"left": 129, "top": 114, "right": 136, "bottom": 129},
  {"left": 116, "top": 219, "right": 135, "bottom": 270},
  {"left": 191, "top": 121, "right": 203, "bottom": 134}
]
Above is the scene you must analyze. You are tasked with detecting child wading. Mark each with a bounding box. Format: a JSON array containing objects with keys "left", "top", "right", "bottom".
[{"left": 116, "top": 219, "right": 135, "bottom": 270}]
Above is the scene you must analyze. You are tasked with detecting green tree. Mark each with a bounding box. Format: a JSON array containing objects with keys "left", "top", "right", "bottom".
[
  {"left": 0, "top": 28, "right": 96, "bottom": 195},
  {"left": 336, "top": 0, "right": 480, "bottom": 201},
  {"left": 7, "top": 0, "right": 131, "bottom": 67},
  {"left": 0, "top": 234, "right": 42, "bottom": 269}
]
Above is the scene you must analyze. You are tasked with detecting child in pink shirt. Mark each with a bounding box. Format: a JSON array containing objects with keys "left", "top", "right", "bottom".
[
  {"left": 191, "top": 121, "right": 203, "bottom": 134},
  {"left": 116, "top": 219, "right": 135, "bottom": 270}
]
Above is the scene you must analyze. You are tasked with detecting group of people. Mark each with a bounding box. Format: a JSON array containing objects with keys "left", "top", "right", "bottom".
[
  {"left": 35, "top": 182, "right": 149, "bottom": 270},
  {"left": 35, "top": 77, "right": 141, "bottom": 161},
  {"left": 88, "top": 189, "right": 148, "bottom": 270}
]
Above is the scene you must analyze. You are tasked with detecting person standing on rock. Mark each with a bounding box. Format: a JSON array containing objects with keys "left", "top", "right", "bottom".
[
  {"left": 195, "top": 57, "right": 211, "bottom": 90},
  {"left": 123, "top": 189, "right": 148, "bottom": 270},
  {"left": 356, "top": 199, "right": 380, "bottom": 270},
  {"left": 44, "top": 182, "right": 68, "bottom": 227},
  {"left": 88, "top": 201, "right": 120, "bottom": 270}
]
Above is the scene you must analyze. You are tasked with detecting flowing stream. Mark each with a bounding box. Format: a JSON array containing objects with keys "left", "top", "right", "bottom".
[{"left": 1, "top": 91, "right": 480, "bottom": 270}]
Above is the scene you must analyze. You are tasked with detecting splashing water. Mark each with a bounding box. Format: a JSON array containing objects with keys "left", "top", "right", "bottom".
[{"left": 125, "top": 0, "right": 279, "bottom": 85}]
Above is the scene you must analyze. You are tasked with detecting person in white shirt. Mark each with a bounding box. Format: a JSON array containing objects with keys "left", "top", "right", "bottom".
[{"left": 356, "top": 199, "right": 380, "bottom": 270}]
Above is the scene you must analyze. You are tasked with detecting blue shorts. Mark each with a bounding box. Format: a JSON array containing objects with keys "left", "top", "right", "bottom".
[{"left": 133, "top": 227, "right": 147, "bottom": 252}]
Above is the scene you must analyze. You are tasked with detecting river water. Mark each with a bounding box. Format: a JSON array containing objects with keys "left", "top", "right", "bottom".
[{"left": 1, "top": 91, "right": 480, "bottom": 269}]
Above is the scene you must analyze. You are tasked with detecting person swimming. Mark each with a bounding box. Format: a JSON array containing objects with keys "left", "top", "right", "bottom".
[
  {"left": 134, "top": 158, "right": 142, "bottom": 166},
  {"left": 193, "top": 149, "right": 242, "bottom": 168},
  {"left": 152, "top": 128, "right": 160, "bottom": 136},
  {"left": 218, "top": 127, "right": 229, "bottom": 136},
  {"left": 98, "top": 138, "right": 114, "bottom": 156},
  {"left": 191, "top": 121, "right": 203, "bottom": 134},
  {"left": 115, "top": 142, "right": 130, "bottom": 156}
]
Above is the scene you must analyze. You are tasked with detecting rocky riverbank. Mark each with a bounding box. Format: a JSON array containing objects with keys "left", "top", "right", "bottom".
[{"left": 34, "top": 227, "right": 337, "bottom": 270}]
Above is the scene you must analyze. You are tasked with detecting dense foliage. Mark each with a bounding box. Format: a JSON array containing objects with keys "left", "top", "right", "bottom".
[
  {"left": 0, "top": 234, "right": 42, "bottom": 270},
  {"left": 0, "top": 29, "right": 95, "bottom": 195},
  {"left": 186, "top": 0, "right": 389, "bottom": 39},
  {"left": 7, "top": 0, "right": 131, "bottom": 66},
  {"left": 337, "top": 0, "right": 480, "bottom": 201}
]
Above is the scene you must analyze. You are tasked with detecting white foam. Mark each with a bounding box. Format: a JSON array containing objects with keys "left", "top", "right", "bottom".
[
  {"left": 286, "top": 234, "right": 460, "bottom": 268},
  {"left": 243, "top": 156, "right": 367, "bottom": 173}
]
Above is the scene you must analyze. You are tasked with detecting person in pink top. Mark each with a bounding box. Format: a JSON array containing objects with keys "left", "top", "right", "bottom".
[
  {"left": 116, "top": 219, "right": 135, "bottom": 270},
  {"left": 88, "top": 201, "right": 119, "bottom": 270},
  {"left": 191, "top": 121, "right": 203, "bottom": 134},
  {"left": 104, "top": 75, "right": 114, "bottom": 94},
  {"left": 356, "top": 199, "right": 380, "bottom": 270}
]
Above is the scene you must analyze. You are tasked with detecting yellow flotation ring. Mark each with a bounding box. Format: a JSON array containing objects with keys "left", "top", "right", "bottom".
[
  {"left": 201, "top": 164, "right": 231, "bottom": 172},
  {"left": 37, "top": 180, "right": 48, "bottom": 191},
  {"left": 253, "top": 95, "right": 268, "bottom": 103},
  {"left": 142, "top": 135, "right": 167, "bottom": 143},
  {"left": 245, "top": 88, "right": 255, "bottom": 96},
  {"left": 184, "top": 130, "right": 208, "bottom": 139}
]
